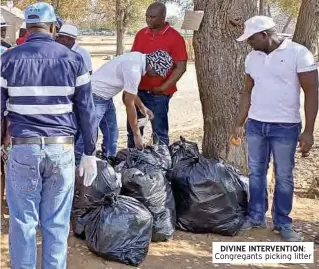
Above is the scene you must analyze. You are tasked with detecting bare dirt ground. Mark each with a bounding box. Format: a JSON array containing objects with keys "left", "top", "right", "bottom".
[{"left": 1, "top": 36, "right": 318, "bottom": 269}]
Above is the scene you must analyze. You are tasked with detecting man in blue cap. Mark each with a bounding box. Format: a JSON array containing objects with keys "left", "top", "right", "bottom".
[{"left": 1, "top": 2, "right": 98, "bottom": 268}]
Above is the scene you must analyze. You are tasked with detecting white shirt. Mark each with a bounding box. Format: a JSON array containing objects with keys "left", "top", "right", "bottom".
[
  {"left": 72, "top": 43, "right": 93, "bottom": 73},
  {"left": 91, "top": 52, "right": 146, "bottom": 100},
  {"left": 245, "top": 39, "right": 317, "bottom": 123}
]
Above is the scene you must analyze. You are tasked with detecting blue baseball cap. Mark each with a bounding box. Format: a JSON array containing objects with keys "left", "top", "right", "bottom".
[{"left": 24, "top": 2, "right": 57, "bottom": 24}]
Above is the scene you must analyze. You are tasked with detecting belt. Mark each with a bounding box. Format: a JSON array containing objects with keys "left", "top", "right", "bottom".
[{"left": 11, "top": 136, "right": 74, "bottom": 146}]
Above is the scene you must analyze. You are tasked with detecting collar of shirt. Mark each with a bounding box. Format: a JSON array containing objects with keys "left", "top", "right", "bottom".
[
  {"left": 145, "top": 22, "right": 171, "bottom": 35},
  {"left": 72, "top": 42, "right": 79, "bottom": 51},
  {"left": 26, "top": 32, "right": 54, "bottom": 43}
]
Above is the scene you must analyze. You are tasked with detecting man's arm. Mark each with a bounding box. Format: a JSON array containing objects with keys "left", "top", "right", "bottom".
[
  {"left": 123, "top": 92, "right": 139, "bottom": 135},
  {"left": 73, "top": 64, "right": 97, "bottom": 156},
  {"left": 299, "top": 70, "right": 318, "bottom": 134},
  {"left": 123, "top": 92, "right": 143, "bottom": 149},
  {"left": 154, "top": 61, "right": 187, "bottom": 92},
  {"left": 295, "top": 47, "right": 318, "bottom": 156},
  {"left": 153, "top": 33, "right": 188, "bottom": 94},
  {"left": 298, "top": 69, "right": 318, "bottom": 156},
  {"left": 1, "top": 67, "right": 8, "bottom": 143},
  {"left": 134, "top": 96, "right": 154, "bottom": 119},
  {"left": 234, "top": 74, "right": 254, "bottom": 127}
]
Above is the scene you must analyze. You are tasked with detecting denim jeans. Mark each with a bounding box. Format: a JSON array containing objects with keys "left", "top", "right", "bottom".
[
  {"left": 75, "top": 95, "right": 118, "bottom": 157},
  {"left": 127, "top": 90, "right": 170, "bottom": 148},
  {"left": 6, "top": 143, "right": 75, "bottom": 269},
  {"left": 246, "top": 118, "right": 301, "bottom": 229}
]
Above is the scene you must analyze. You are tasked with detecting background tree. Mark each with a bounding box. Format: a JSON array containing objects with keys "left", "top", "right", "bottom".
[
  {"left": 93, "top": 0, "right": 152, "bottom": 55},
  {"left": 193, "top": 0, "right": 257, "bottom": 172},
  {"left": 13, "top": 0, "right": 91, "bottom": 21},
  {"left": 269, "top": 0, "right": 301, "bottom": 32},
  {"left": 293, "top": 0, "right": 319, "bottom": 58},
  {"left": 166, "top": 15, "right": 179, "bottom": 27}
]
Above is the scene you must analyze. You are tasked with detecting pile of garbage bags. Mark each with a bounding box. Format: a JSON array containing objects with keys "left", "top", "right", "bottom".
[
  {"left": 115, "top": 135, "right": 175, "bottom": 242},
  {"left": 167, "top": 137, "right": 248, "bottom": 236},
  {"left": 70, "top": 135, "right": 249, "bottom": 266}
]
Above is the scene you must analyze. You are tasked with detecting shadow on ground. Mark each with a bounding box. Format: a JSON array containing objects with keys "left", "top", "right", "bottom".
[{"left": 1, "top": 216, "right": 319, "bottom": 269}]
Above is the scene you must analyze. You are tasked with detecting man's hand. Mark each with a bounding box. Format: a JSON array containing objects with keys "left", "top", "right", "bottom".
[
  {"left": 152, "top": 86, "right": 166, "bottom": 95},
  {"left": 78, "top": 154, "right": 97, "bottom": 186},
  {"left": 134, "top": 133, "right": 144, "bottom": 149},
  {"left": 139, "top": 106, "right": 154, "bottom": 120},
  {"left": 231, "top": 125, "right": 245, "bottom": 140},
  {"left": 298, "top": 131, "right": 314, "bottom": 157}
]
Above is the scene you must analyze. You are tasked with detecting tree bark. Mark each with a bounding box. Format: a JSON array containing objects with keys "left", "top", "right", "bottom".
[
  {"left": 259, "top": 0, "right": 265, "bottom": 15},
  {"left": 281, "top": 14, "right": 293, "bottom": 33},
  {"left": 267, "top": 3, "right": 272, "bottom": 17},
  {"left": 293, "top": 0, "right": 319, "bottom": 57},
  {"left": 116, "top": 0, "right": 131, "bottom": 56},
  {"left": 193, "top": 0, "right": 257, "bottom": 173},
  {"left": 116, "top": 0, "right": 124, "bottom": 56}
]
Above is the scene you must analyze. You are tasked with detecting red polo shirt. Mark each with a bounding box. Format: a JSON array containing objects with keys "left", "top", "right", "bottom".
[{"left": 131, "top": 23, "right": 188, "bottom": 95}]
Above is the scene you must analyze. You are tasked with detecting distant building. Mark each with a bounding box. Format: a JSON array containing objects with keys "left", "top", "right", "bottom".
[{"left": 1, "top": 5, "right": 25, "bottom": 44}]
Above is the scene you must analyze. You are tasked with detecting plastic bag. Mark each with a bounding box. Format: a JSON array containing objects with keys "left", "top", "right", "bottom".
[
  {"left": 168, "top": 154, "right": 247, "bottom": 236},
  {"left": 116, "top": 133, "right": 171, "bottom": 173},
  {"left": 85, "top": 194, "right": 153, "bottom": 266},
  {"left": 71, "top": 159, "right": 122, "bottom": 238},
  {"left": 121, "top": 168, "right": 176, "bottom": 242},
  {"left": 169, "top": 136, "right": 200, "bottom": 167}
]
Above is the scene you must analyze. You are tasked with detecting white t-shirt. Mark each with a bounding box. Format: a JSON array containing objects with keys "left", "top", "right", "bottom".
[
  {"left": 245, "top": 39, "right": 317, "bottom": 123},
  {"left": 72, "top": 43, "right": 93, "bottom": 73},
  {"left": 91, "top": 52, "right": 146, "bottom": 100}
]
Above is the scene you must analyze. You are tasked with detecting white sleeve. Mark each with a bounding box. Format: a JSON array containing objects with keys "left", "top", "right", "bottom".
[
  {"left": 83, "top": 50, "right": 93, "bottom": 73},
  {"left": 244, "top": 53, "right": 252, "bottom": 74},
  {"left": 296, "top": 46, "right": 317, "bottom": 73},
  {"left": 122, "top": 63, "right": 142, "bottom": 95}
]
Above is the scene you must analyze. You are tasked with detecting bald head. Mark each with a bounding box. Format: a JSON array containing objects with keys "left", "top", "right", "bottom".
[
  {"left": 148, "top": 2, "right": 166, "bottom": 17},
  {"left": 146, "top": 2, "right": 166, "bottom": 31}
]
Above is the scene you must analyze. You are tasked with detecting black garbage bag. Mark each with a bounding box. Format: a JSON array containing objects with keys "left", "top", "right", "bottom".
[
  {"left": 121, "top": 168, "right": 176, "bottom": 242},
  {"left": 169, "top": 136, "right": 200, "bottom": 166},
  {"left": 85, "top": 194, "right": 153, "bottom": 266},
  {"left": 71, "top": 159, "right": 122, "bottom": 238},
  {"left": 168, "top": 154, "right": 247, "bottom": 236},
  {"left": 116, "top": 133, "right": 171, "bottom": 173}
]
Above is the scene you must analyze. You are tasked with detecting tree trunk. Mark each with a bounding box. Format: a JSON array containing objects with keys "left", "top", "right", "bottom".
[
  {"left": 193, "top": 0, "right": 257, "bottom": 173},
  {"left": 259, "top": 0, "right": 265, "bottom": 15},
  {"left": 267, "top": 3, "right": 272, "bottom": 17},
  {"left": 116, "top": 0, "right": 125, "bottom": 56},
  {"left": 115, "top": 0, "right": 132, "bottom": 56},
  {"left": 293, "top": 0, "right": 319, "bottom": 57},
  {"left": 116, "top": 17, "right": 127, "bottom": 55},
  {"left": 281, "top": 14, "right": 293, "bottom": 33}
]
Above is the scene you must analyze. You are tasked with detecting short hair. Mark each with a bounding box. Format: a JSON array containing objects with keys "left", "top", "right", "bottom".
[{"left": 148, "top": 2, "right": 166, "bottom": 18}]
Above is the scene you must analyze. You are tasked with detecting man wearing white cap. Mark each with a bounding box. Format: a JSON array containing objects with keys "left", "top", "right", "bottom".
[
  {"left": 56, "top": 24, "right": 93, "bottom": 74},
  {"left": 232, "top": 16, "right": 318, "bottom": 241},
  {"left": 1, "top": 2, "right": 97, "bottom": 268},
  {"left": 1, "top": 14, "right": 12, "bottom": 49}
]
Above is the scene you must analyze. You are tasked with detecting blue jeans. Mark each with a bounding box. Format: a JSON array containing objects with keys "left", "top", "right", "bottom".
[
  {"left": 75, "top": 95, "right": 118, "bottom": 157},
  {"left": 6, "top": 143, "right": 75, "bottom": 269},
  {"left": 127, "top": 90, "right": 170, "bottom": 148},
  {"left": 246, "top": 119, "right": 301, "bottom": 229}
]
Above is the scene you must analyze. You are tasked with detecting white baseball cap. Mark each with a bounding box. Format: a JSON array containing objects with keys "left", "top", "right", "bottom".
[
  {"left": 236, "top": 16, "right": 276, "bottom": 42},
  {"left": 57, "top": 24, "right": 78, "bottom": 38}
]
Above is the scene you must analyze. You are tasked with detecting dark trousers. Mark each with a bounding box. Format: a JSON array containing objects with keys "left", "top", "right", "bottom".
[{"left": 127, "top": 90, "right": 170, "bottom": 148}]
